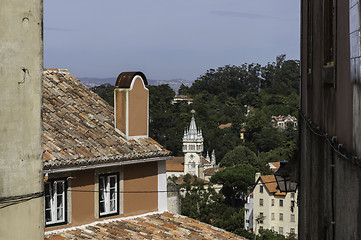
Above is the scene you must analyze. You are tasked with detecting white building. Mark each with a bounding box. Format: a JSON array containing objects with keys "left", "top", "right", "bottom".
[
  {"left": 183, "top": 114, "right": 204, "bottom": 176},
  {"left": 245, "top": 172, "right": 298, "bottom": 237},
  {"left": 244, "top": 194, "right": 254, "bottom": 231},
  {"left": 272, "top": 115, "right": 298, "bottom": 129},
  {"left": 166, "top": 114, "right": 217, "bottom": 179}
]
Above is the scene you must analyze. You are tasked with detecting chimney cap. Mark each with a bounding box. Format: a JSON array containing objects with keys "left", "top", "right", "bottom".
[{"left": 115, "top": 72, "right": 148, "bottom": 88}]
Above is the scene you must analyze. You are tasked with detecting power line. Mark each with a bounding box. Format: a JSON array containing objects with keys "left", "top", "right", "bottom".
[
  {"left": 0, "top": 192, "right": 43, "bottom": 210},
  {"left": 299, "top": 110, "right": 361, "bottom": 166}
]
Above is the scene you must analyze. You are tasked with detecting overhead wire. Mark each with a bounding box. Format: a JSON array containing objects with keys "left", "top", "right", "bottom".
[{"left": 299, "top": 109, "right": 361, "bottom": 166}]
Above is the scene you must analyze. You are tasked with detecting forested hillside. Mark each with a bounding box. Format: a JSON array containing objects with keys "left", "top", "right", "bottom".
[
  {"left": 92, "top": 54, "right": 300, "bottom": 239},
  {"left": 92, "top": 54, "right": 299, "bottom": 165}
]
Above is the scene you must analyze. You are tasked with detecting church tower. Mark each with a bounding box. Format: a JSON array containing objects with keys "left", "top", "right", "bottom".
[{"left": 183, "top": 113, "right": 203, "bottom": 176}]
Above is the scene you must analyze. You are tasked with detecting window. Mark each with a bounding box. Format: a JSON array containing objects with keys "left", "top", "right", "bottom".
[
  {"left": 271, "top": 226, "right": 274, "bottom": 231},
  {"left": 350, "top": 0, "right": 361, "bottom": 83},
  {"left": 259, "top": 198, "right": 263, "bottom": 206},
  {"left": 271, "top": 199, "right": 274, "bottom": 206},
  {"left": 259, "top": 212, "right": 264, "bottom": 224},
  {"left": 45, "top": 179, "right": 66, "bottom": 226},
  {"left": 279, "top": 213, "right": 283, "bottom": 221},
  {"left": 271, "top": 213, "right": 275, "bottom": 220},
  {"left": 290, "top": 228, "right": 295, "bottom": 233},
  {"left": 183, "top": 145, "right": 187, "bottom": 150},
  {"left": 291, "top": 200, "right": 295, "bottom": 212},
  {"left": 323, "top": 0, "right": 336, "bottom": 85},
  {"left": 279, "top": 199, "right": 283, "bottom": 207},
  {"left": 291, "top": 192, "right": 295, "bottom": 199},
  {"left": 99, "top": 174, "right": 118, "bottom": 217},
  {"left": 279, "top": 227, "right": 284, "bottom": 235},
  {"left": 259, "top": 226, "right": 263, "bottom": 231},
  {"left": 260, "top": 185, "right": 263, "bottom": 193},
  {"left": 190, "top": 162, "right": 195, "bottom": 169},
  {"left": 291, "top": 214, "right": 295, "bottom": 222}
]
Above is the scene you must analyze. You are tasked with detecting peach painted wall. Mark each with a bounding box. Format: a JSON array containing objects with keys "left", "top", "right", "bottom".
[
  {"left": 45, "top": 161, "right": 159, "bottom": 232},
  {"left": 71, "top": 169, "right": 95, "bottom": 226},
  {"left": 128, "top": 76, "right": 148, "bottom": 137},
  {"left": 115, "top": 89, "right": 127, "bottom": 134},
  {"left": 123, "top": 161, "right": 158, "bottom": 216}
]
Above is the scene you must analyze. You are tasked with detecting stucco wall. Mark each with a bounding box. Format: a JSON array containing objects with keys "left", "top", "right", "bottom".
[
  {"left": 128, "top": 76, "right": 148, "bottom": 137},
  {"left": 253, "top": 182, "right": 298, "bottom": 236},
  {"left": 0, "top": 0, "right": 43, "bottom": 239},
  {"left": 123, "top": 161, "right": 158, "bottom": 216},
  {"left": 46, "top": 162, "right": 160, "bottom": 231}
]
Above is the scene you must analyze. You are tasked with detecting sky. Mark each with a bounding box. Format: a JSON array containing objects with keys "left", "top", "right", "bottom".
[{"left": 44, "top": 0, "right": 300, "bottom": 81}]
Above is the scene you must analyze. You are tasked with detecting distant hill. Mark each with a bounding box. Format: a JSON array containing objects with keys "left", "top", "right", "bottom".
[{"left": 79, "top": 77, "right": 193, "bottom": 93}]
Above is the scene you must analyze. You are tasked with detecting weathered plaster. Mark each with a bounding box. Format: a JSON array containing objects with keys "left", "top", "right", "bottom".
[{"left": 0, "top": 0, "right": 43, "bottom": 239}]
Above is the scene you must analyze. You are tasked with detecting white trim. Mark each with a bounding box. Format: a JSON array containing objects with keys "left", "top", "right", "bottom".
[
  {"left": 44, "top": 156, "right": 172, "bottom": 174},
  {"left": 126, "top": 135, "right": 148, "bottom": 139},
  {"left": 129, "top": 75, "right": 149, "bottom": 91},
  {"left": 126, "top": 90, "right": 129, "bottom": 137},
  {"left": 158, "top": 160, "right": 167, "bottom": 212},
  {"left": 45, "top": 180, "right": 66, "bottom": 225},
  {"left": 99, "top": 174, "right": 118, "bottom": 216},
  {"left": 114, "top": 89, "right": 117, "bottom": 130}
]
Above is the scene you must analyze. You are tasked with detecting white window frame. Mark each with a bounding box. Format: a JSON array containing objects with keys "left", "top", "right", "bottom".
[
  {"left": 99, "top": 174, "right": 118, "bottom": 217},
  {"left": 259, "top": 198, "right": 263, "bottom": 206},
  {"left": 271, "top": 213, "right": 275, "bottom": 220},
  {"left": 279, "top": 227, "right": 284, "bottom": 235},
  {"left": 45, "top": 180, "right": 66, "bottom": 226},
  {"left": 271, "top": 199, "right": 274, "bottom": 206},
  {"left": 279, "top": 199, "right": 284, "bottom": 207},
  {"left": 279, "top": 213, "right": 284, "bottom": 221},
  {"left": 291, "top": 214, "right": 295, "bottom": 222}
]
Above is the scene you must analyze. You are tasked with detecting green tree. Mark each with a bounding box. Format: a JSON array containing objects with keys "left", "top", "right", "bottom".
[
  {"left": 219, "top": 146, "right": 258, "bottom": 167},
  {"left": 91, "top": 84, "right": 116, "bottom": 106},
  {"left": 178, "top": 83, "right": 190, "bottom": 95},
  {"left": 211, "top": 164, "right": 258, "bottom": 207},
  {"left": 257, "top": 229, "right": 285, "bottom": 240}
]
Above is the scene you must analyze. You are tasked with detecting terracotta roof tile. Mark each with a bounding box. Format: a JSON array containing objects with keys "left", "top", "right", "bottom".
[
  {"left": 204, "top": 167, "right": 224, "bottom": 176},
  {"left": 260, "top": 175, "right": 286, "bottom": 196},
  {"left": 42, "top": 69, "right": 170, "bottom": 169},
  {"left": 45, "top": 213, "right": 245, "bottom": 240}
]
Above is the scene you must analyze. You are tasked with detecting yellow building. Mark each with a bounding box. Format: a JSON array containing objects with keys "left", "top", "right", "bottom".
[{"left": 251, "top": 173, "right": 298, "bottom": 237}]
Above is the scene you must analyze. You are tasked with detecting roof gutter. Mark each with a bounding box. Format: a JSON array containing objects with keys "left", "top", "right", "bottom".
[{"left": 44, "top": 156, "right": 173, "bottom": 174}]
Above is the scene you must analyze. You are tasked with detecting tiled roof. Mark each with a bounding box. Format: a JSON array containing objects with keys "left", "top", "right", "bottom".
[
  {"left": 166, "top": 157, "right": 184, "bottom": 172},
  {"left": 201, "top": 156, "right": 210, "bottom": 164},
  {"left": 218, "top": 123, "right": 232, "bottom": 129},
  {"left": 260, "top": 175, "right": 286, "bottom": 196},
  {"left": 204, "top": 167, "right": 224, "bottom": 176},
  {"left": 44, "top": 212, "right": 245, "bottom": 240},
  {"left": 43, "top": 69, "right": 169, "bottom": 169},
  {"left": 269, "top": 161, "right": 281, "bottom": 172}
]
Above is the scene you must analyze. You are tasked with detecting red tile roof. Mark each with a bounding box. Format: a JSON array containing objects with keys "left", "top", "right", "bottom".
[
  {"left": 259, "top": 175, "right": 286, "bottom": 196},
  {"left": 204, "top": 167, "right": 224, "bottom": 176},
  {"left": 42, "top": 69, "right": 169, "bottom": 169},
  {"left": 218, "top": 123, "right": 232, "bottom": 129},
  {"left": 269, "top": 161, "right": 281, "bottom": 172},
  {"left": 44, "top": 212, "right": 245, "bottom": 240}
]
